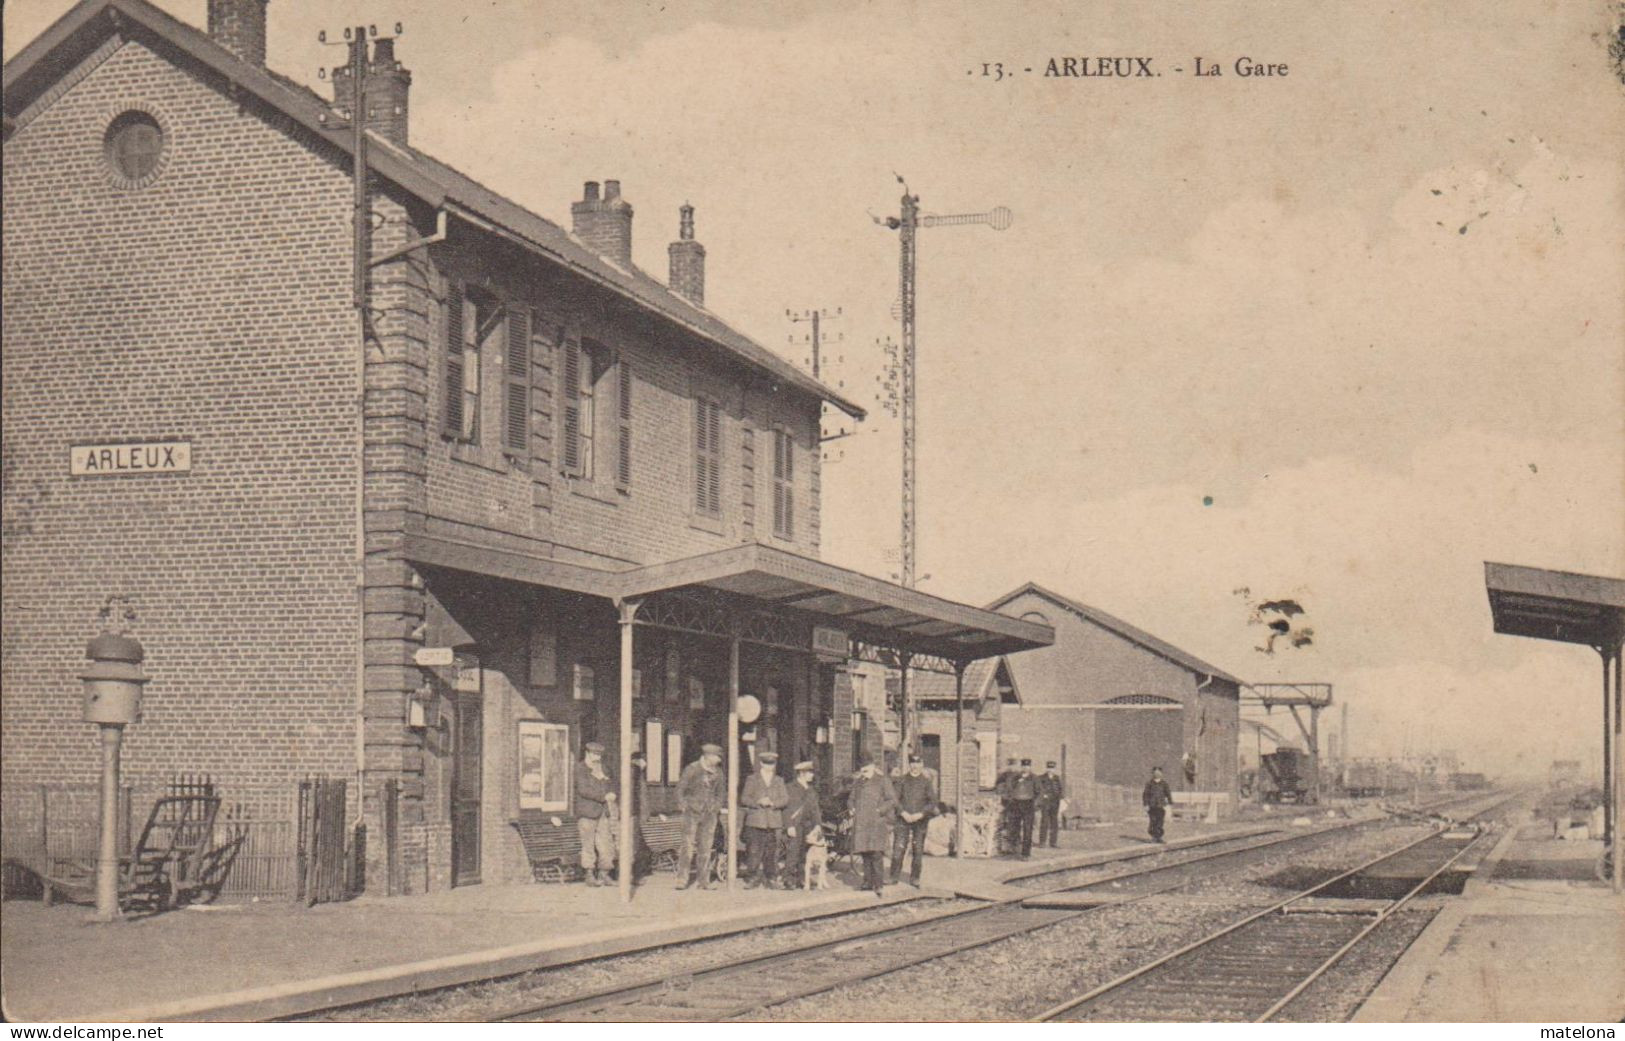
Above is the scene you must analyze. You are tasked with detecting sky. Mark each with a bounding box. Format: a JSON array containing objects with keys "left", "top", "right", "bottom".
[{"left": 7, "top": 0, "right": 1622, "bottom": 778}]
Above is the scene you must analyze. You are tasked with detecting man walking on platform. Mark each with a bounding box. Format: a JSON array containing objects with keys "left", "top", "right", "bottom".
[
  {"left": 675, "top": 743, "right": 726, "bottom": 890},
  {"left": 1008, "top": 759, "right": 1038, "bottom": 858},
  {"left": 1143, "top": 765, "right": 1173, "bottom": 844},
  {"left": 574, "top": 742, "right": 618, "bottom": 886},
  {"left": 889, "top": 754, "right": 937, "bottom": 888},
  {"left": 741, "top": 751, "right": 788, "bottom": 889},
  {"left": 782, "top": 760, "right": 821, "bottom": 888},
  {"left": 849, "top": 760, "right": 898, "bottom": 896},
  {"left": 1036, "top": 761, "right": 1064, "bottom": 849}
]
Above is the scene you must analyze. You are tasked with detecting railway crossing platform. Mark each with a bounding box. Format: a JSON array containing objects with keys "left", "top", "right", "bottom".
[
  {"left": 1, "top": 816, "right": 1270, "bottom": 1022},
  {"left": 1354, "top": 814, "right": 1624, "bottom": 1022}
]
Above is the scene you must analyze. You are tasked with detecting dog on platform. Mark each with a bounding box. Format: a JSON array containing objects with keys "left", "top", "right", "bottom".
[{"left": 802, "top": 824, "right": 830, "bottom": 890}]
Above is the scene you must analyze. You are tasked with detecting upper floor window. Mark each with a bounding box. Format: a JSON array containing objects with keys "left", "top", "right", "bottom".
[
  {"left": 694, "top": 397, "right": 722, "bottom": 516},
  {"left": 562, "top": 339, "right": 612, "bottom": 479},
  {"left": 443, "top": 284, "right": 530, "bottom": 455},
  {"left": 771, "top": 425, "right": 794, "bottom": 538}
]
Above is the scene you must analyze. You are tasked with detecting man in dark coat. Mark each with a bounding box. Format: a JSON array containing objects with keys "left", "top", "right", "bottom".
[
  {"left": 782, "top": 760, "right": 821, "bottom": 888},
  {"left": 1143, "top": 765, "right": 1174, "bottom": 844},
  {"left": 1035, "top": 761, "right": 1064, "bottom": 849},
  {"left": 848, "top": 759, "right": 898, "bottom": 895},
  {"left": 675, "top": 743, "right": 726, "bottom": 890},
  {"left": 573, "top": 741, "right": 618, "bottom": 886},
  {"left": 996, "top": 756, "right": 1019, "bottom": 854},
  {"left": 741, "top": 751, "right": 789, "bottom": 888},
  {"left": 889, "top": 754, "right": 937, "bottom": 887},
  {"left": 1007, "top": 759, "right": 1038, "bottom": 859}
]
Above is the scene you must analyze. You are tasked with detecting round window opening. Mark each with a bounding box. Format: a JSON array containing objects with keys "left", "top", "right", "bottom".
[{"left": 105, "top": 110, "right": 164, "bottom": 184}]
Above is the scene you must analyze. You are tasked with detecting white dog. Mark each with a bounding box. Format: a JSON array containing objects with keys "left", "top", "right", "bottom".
[{"left": 802, "top": 824, "right": 830, "bottom": 890}]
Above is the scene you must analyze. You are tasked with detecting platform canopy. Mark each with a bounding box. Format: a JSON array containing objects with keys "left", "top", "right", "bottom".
[
  {"left": 616, "top": 543, "right": 1053, "bottom": 664},
  {"left": 1484, "top": 562, "right": 1625, "bottom": 648}
]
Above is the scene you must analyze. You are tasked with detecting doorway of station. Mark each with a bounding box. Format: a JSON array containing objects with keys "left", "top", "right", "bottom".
[
  {"left": 450, "top": 659, "right": 483, "bottom": 887},
  {"left": 919, "top": 733, "right": 942, "bottom": 777}
]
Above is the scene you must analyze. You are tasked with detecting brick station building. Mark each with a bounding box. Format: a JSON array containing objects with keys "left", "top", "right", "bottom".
[{"left": 1, "top": 0, "right": 1049, "bottom": 896}]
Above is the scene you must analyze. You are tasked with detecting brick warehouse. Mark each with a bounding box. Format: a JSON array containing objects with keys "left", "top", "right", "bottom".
[
  {"left": 2, "top": 0, "right": 1051, "bottom": 897},
  {"left": 988, "top": 584, "right": 1242, "bottom": 818}
]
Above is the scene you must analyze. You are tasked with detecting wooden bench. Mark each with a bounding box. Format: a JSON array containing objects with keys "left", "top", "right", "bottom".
[
  {"left": 511, "top": 813, "right": 692, "bottom": 883},
  {"left": 1169, "top": 791, "right": 1230, "bottom": 821}
]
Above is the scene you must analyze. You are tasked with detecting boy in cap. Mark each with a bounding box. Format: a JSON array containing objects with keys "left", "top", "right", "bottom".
[
  {"left": 741, "top": 751, "right": 788, "bottom": 888},
  {"left": 889, "top": 753, "right": 937, "bottom": 887},
  {"left": 782, "top": 760, "right": 821, "bottom": 888},
  {"left": 573, "top": 741, "right": 618, "bottom": 886},
  {"left": 675, "top": 742, "right": 726, "bottom": 889},
  {"left": 1143, "top": 765, "right": 1173, "bottom": 844},
  {"left": 1036, "top": 760, "right": 1064, "bottom": 849}
]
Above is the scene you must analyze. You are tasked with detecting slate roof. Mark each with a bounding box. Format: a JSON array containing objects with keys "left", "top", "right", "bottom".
[
  {"left": 3, "top": 0, "right": 864, "bottom": 419},
  {"left": 988, "top": 582, "right": 1243, "bottom": 686}
]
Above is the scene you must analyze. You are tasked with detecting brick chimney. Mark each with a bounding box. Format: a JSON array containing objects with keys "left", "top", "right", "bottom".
[
  {"left": 207, "top": 0, "right": 269, "bottom": 66},
  {"left": 572, "top": 180, "right": 634, "bottom": 268},
  {"left": 331, "top": 37, "right": 412, "bottom": 145},
  {"left": 668, "top": 204, "right": 706, "bottom": 307}
]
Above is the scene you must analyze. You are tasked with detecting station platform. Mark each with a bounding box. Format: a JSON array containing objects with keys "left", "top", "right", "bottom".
[
  {"left": 1354, "top": 815, "right": 1624, "bottom": 1022},
  {"left": 0, "top": 814, "right": 1269, "bottom": 1023}
]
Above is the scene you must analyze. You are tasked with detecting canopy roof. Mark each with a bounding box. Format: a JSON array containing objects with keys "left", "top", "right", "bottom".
[
  {"left": 1484, "top": 561, "right": 1625, "bottom": 649},
  {"left": 404, "top": 535, "right": 1052, "bottom": 663}
]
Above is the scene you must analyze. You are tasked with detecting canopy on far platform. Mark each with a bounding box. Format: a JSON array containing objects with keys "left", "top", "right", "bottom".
[{"left": 1485, "top": 562, "right": 1625, "bottom": 647}]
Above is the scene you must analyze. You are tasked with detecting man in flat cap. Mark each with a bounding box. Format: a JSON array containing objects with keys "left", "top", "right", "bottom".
[
  {"left": 889, "top": 753, "right": 937, "bottom": 887},
  {"left": 573, "top": 741, "right": 618, "bottom": 886},
  {"left": 848, "top": 759, "right": 897, "bottom": 896},
  {"left": 1143, "top": 765, "right": 1173, "bottom": 845},
  {"left": 1007, "top": 758, "right": 1038, "bottom": 859},
  {"left": 675, "top": 742, "right": 726, "bottom": 889},
  {"left": 782, "top": 760, "right": 821, "bottom": 889},
  {"left": 741, "top": 751, "right": 789, "bottom": 888},
  {"left": 1036, "top": 760, "right": 1064, "bottom": 849}
]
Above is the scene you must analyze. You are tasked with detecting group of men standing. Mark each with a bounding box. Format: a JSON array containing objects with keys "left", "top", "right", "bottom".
[{"left": 996, "top": 758, "right": 1064, "bottom": 858}]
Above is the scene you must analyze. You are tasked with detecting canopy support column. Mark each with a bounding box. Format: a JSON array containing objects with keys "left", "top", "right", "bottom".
[
  {"left": 615, "top": 597, "right": 641, "bottom": 905},
  {"left": 728, "top": 634, "right": 741, "bottom": 890},
  {"left": 953, "top": 659, "right": 967, "bottom": 858}
]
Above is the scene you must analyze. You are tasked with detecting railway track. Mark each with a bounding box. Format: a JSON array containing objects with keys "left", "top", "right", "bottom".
[
  {"left": 1032, "top": 793, "right": 1517, "bottom": 1023},
  {"left": 484, "top": 804, "right": 1471, "bottom": 1022}
]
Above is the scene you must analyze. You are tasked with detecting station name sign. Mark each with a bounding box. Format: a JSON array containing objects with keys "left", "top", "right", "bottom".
[
  {"left": 812, "top": 626, "right": 850, "bottom": 662},
  {"left": 70, "top": 440, "right": 192, "bottom": 477}
]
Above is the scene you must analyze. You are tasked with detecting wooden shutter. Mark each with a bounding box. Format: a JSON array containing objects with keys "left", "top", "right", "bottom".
[
  {"left": 443, "top": 284, "right": 465, "bottom": 437},
  {"left": 695, "top": 398, "right": 721, "bottom": 515},
  {"left": 560, "top": 338, "right": 582, "bottom": 474},
  {"left": 503, "top": 308, "right": 530, "bottom": 454},
  {"left": 615, "top": 360, "right": 632, "bottom": 490}
]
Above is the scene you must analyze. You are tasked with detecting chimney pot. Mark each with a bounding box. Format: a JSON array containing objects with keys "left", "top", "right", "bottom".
[
  {"left": 331, "top": 36, "right": 412, "bottom": 144},
  {"left": 669, "top": 204, "right": 706, "bottom": 307},
  {"left": 207, "top": 0, "right": 269, "bottom": 66},
  {"left": 572, "top": 179, "right": 634, "bottom": 267}
]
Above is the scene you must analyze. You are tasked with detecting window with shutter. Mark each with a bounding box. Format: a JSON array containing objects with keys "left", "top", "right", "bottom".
[
  {"left": 560, "top": 339, "right": 582, "bottom": 475},
  {"left": 443, "top": 284, "right": 465, "bottom": 438},
  {"left": 772, "top": 426, "right": 794, "bottom": 538},
  {"left": 616, "top": 360, "right": 633, "bottom": 490},
  {"left": 694, "top": 397, "right": 722, "bottom": 516},
  {"left": 504, "top": 308, "right": 530, "bottom": 455}
]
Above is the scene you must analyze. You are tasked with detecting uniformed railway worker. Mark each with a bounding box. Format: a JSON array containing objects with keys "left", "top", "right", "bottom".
[
  {"left": 573, "top": 741, "right": 618, "bottom": 886},
  {"left": 782, "top": 760, "right": 821, "bottom": 887},
  {"left": 849, "top": 759, "right": 898, "bottom": 896},
  {"left": 889, "top": 754, "right": 937, "bottom": 888},
  {"left": 741, "top": 751, "right": 789, "bottom": 889},
  {"left": 1007, "top": 758, "right": 1038, "bottom": 859},
  {"left": 1143, "top": 765, "right": 1173, "bottom": 844},
  {"left": 996, "top": 756, "right": 1020, "bottom": 854},
  {"left": 675, "top": 743, "right": 726, "bottom": 890},
  {"left": 1035, "top": 761, "right": 1064, "bottom": 849}
]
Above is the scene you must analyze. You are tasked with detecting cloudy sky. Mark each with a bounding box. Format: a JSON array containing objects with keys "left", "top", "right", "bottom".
[{"left": 8, "top": 0, "right": 1622, "bottom": 777}]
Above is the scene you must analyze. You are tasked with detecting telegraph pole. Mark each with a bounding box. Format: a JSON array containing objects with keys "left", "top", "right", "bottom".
[
  {"left": 788, "top": 307, "right": 841, "bottom": 378},
  {"left": 878, "top": 182, "right": 1011, "bottom": 757},
  {"left": 878, "top": 183, "right": 1011, "bottom": 591}
]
